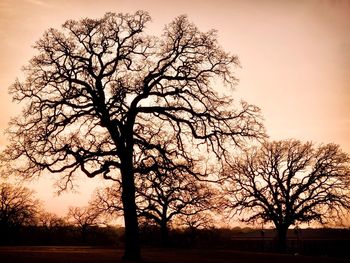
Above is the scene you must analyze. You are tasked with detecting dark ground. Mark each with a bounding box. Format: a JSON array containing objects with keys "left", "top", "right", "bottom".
[{"left": 0, "top": 246, "right": 348, "bottom": 263}]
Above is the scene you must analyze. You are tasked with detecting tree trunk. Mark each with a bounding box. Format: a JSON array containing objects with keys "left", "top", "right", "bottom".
[
  {"left": 160, "top": 221, "right": 169, "bottom": 246},
  {"left": 276, "top": 225, "right": 288, "bottom": 253},
  {"left": 81, "top": 225, "right": 87, "bottom": 244},
  {"left": 121, "top": 164, "right": 141, "bottom": 261}
]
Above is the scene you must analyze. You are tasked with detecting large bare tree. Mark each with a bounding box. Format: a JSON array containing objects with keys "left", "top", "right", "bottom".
[
  {"left": 224, "top": 140, "right": 350, "bottom": 251},
  {"left": 2, "top": 11, "right": 264, "bottom": 260}
]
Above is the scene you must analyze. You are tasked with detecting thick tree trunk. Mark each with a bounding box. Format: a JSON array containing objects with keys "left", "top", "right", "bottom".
[
  {"left": 121, "top": 164, "right": 141, "bottom": 261},
  {"left": 81, "top": 225, "right": 87, "bottom": 244},
  {"left": 276, "top": 225, "right": 288, "bottom": 253},
  {"left": 160, "top": 221, "right": 169, "bottom": 246},
  {"left": 119, "top": 112, "right": 141, "bottom": 261}
]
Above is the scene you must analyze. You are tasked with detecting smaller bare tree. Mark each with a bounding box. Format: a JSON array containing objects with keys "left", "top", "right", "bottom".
[
  {"left": 136, "top": 170, "right": 216, "bottom": 244},
  {"left": 67, "top": 206, "right": 101, "bottom": 242},
  {"left": 176, "top": 211, "right": 214, "bottom": 231},
  {"left": 0, "top": 183, "right": 40, "bottom": 228},
  {"left": 37, "top": 211, "right": 66, "bottom": 229},
  {"left": 89, "top": 184, "right": 124, "bottom": 223},
  {"left": 0, "top": 182, "right": 41, "bottom": 243},
  {"left": 223, "top": 140, "right": 350, "bottom": 251}
]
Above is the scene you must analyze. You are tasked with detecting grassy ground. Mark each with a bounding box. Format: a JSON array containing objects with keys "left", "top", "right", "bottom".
[{"left": 0, "top": 246, "right": 348, "bottom": 263}]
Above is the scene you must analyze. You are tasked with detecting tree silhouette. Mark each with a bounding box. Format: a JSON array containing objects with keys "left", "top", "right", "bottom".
[
  {"left": 0, "top": 183, "right": 40, "bottom": 243},
  {"left": 67, "top": 206, "right": 101, "bottom": 243},
  {"left": 224, "top": 140, "right": 350, "bottom": 251},
  {"left": 89, "top": 184, "right": 124, "bottom": 220},
  {"left": 37, "top": 211, "right": 66, "bottom": 230},
  {"left": 176, "top": 211, "right": 214, "bottom": 231},
  {"left": 2, "top": 11, "right": 264, "bottom": 260},
  {"left": 138, "top": 170, "right": 216, "bottom": 245}
]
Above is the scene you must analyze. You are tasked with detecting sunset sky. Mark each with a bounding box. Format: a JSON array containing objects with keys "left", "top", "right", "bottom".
[{"left": 0, "top": 0, "right": 349, "bottom": 218}]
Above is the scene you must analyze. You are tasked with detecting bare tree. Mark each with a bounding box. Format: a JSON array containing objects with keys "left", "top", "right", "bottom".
[
  {"left": 89, "top": 184, "right": 124, "bottom": 220},
  {"left": 67, "top": 206, "right": 101, "bottom": 242},
  {"left": 176, "top": 211, "right": 214, "bottom": 231},
  {"left": 37, "top": 211, "right": 66, "bottom": 229},
  {"left": 0, "top": 183, "right": 41, "bottom": 242},
  {"left": 224, "top": 140, "right": 350, "bottom": 251},
  {"left": 137, "top": 170, "right": 216, "bottom": 244},
  {"left": 2, "top": 11, "right": 264, "bottom": 260}
]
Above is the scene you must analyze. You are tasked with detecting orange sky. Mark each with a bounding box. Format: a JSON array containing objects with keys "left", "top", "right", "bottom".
[{"left": 0, "top": 0, "right": 349, "bottom": 217}]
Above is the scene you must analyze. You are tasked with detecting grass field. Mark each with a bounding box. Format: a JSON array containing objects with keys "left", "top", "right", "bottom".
[{"left": 0, "top": 246, "right": 348, "bottom": 263}]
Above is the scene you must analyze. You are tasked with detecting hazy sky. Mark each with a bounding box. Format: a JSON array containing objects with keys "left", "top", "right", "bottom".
[{"left": 0, "top": 0, "right": 349, "bottom": 217}]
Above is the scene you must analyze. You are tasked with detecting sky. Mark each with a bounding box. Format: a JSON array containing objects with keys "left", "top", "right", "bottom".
[{"left": 0, "top": 0, "right": 349, "bottom": 218}]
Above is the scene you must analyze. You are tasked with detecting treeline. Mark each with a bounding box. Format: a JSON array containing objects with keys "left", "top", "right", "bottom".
[
  {"left": 0, "top": 225, "right": 120, "bottom": 246},
  {"left": 1, "top": 224, "right": 350, "bottom": 257},
  {"left": 0, "top": 179, "right": 349, "bottom": 258}
]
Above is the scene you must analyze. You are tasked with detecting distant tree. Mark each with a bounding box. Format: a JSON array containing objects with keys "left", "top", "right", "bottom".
[
  {"left": 36, "top": 211, "right": 67, "bottom": 244},
  {"left": 67, "top": 206, "right": 101, "bottom": 242},
  {"left": 224, "top": 140, "right": 350, "bottom": 251},
  {"left": 137, "top": 170, "right": 216, "bottom": 244},
  {"left": 88, "top": 184, "right": 124, "bottom": 222},
  {"left": 0, "top": 183, "right": 40, "bottom": 242},
  {"left": 2, "top": 11, "right": 264, "bottom": 260},
  {"left": 37, "top": 211, "right": 66, "bottom": 229},
  {"left": 176, "top": 211, "right": 214, "bottom": 231}
]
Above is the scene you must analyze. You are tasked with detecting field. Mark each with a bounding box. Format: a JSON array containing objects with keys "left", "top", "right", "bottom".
[{"left": 0, "top": 246, "right": 348, "bottom": 263}]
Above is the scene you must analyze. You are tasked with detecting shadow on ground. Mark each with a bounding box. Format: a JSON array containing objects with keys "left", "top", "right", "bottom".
[{"left": 0, "top": 246, "right": 348, "bottom": 263}]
